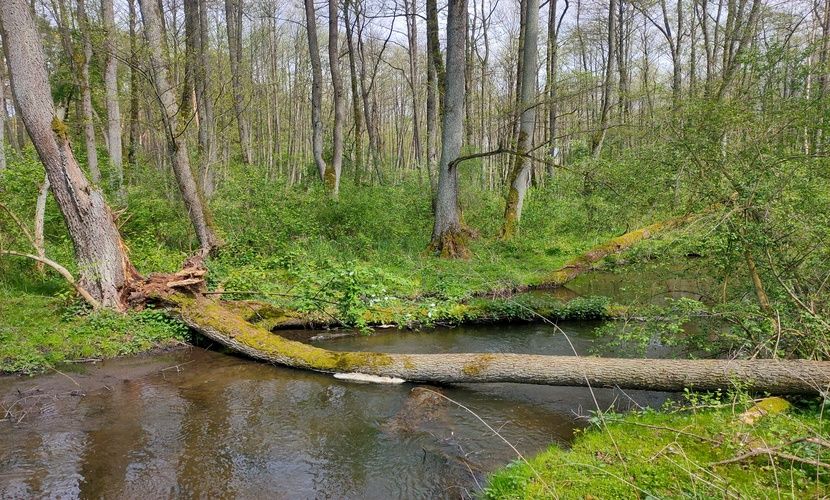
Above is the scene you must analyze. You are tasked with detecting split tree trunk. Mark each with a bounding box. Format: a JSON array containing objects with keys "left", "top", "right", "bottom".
[
  {"left": 172, "top": 296, "right": 830, "bottom": 394},
  {"left": 102, "top": 0, "right": 125, "bottom": 200},
  {"left": 429, "top": 0, "right": 468, "bottom": 258},
  {"left": 500, "top": 0, "right": 539, "bottom": 239},
  {"left": 0, "top": 0, "right": 135, "bottom": 309},
  {"left": 139, "top": 0, "right": 219, "bottom": 254}
]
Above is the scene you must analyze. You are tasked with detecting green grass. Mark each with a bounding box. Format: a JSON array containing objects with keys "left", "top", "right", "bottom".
[
  {"left": 484, "top": 396, "right": 830, "bottom": 498},
  {"left": 0, "top": 289, "right": 189, "bottom": 374}
]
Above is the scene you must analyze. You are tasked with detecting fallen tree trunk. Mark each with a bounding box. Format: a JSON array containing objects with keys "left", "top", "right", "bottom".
[
  {"left": 168, "top": 295, "right": 830, "bottom": 394},
  {"left": 536, "top": 216, "right": 691, "bottom": 289}
]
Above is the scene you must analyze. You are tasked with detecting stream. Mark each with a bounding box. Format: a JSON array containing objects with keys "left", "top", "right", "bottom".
[{"left": 0, "top": 322, "right": 673, "bottom": 498}]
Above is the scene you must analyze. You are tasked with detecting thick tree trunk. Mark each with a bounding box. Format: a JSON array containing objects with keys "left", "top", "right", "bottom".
[
  {"left": 304, "top": 0, "right": 327, "bottom": 182},
  {"left": 224, "top": 0, "right": 252, "bottom": 164},
  {"left": 139, "top": 0, "right": 219, "bottom": 254},
  {"left": 327, "top": 0, "right": 344, "bottom": 194},
  {"left": 76, "top": 0, "right": 101, "bottom": 184},
  {"left": 0, "top": 0, "right": 135, "bottom": 309},
  {"left": 429, "top": 0, "right": 468, "bottom": 258},
  {"left": 172, "top": 296, "right": 830, "bottom": 394},
  {"left": 500, "top": 0, "right": 539, "bottom": 239},
  {"left": 102, "top": 0, "right": 125, "bottom": 200}
]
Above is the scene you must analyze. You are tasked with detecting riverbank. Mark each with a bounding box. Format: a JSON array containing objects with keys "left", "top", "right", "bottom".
[{"left": 484, "top": 395, "right": 829, "bottom": 498}]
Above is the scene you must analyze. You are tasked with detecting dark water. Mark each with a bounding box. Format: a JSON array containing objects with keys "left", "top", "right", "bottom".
[{"left": 0, "top": 323, "right": 671, "bottom": 499}]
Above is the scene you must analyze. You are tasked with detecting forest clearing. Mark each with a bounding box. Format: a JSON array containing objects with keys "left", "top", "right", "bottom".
[{"left": 1, "top": 0, "right": 829, "bottom": 496}]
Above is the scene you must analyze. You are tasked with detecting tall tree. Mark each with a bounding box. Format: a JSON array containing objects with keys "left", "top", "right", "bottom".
[
  {"left": 344, "top": 0, "right": 363, "bottom": 180},
  {"left": 429, "top": 0, "right": 467, "bottom": 257},
  {"left": 0, "top": 54, "right": 6, "bottom": 172},
  {"left": 0, "top": 0, "right": 136, "bottom": 309},
  {"left": 102, "top": 0, "right": 125, "bottom": 199},
  {"left": 304, "top": 0, "right": 327, "bottom": 182},
  {"left": 591, "top": 0, "right": 617, "bottom": 157},
  {"left": 184, "top": 0, "right": 217, "bottom": 195},
  {"left": 139, "top": 0, "right": 219, "bottom": 254},
  {"left": 128, "top": 0, "right": 140, "bottom": 168},
  {"left": 546, "top": 0, "right": 567, "bottom": 167},
  {"left": 500, "top": 0, "right": 539, "bottom": 238},
  {"left": 76, "top": 0, "right": 101, "bottom": 183},
  {"left": 327, "top": 0, "right": 344, "bottom": 193},
  {"left": 225, "top": 0, "right": 252, "bottom": 164}
]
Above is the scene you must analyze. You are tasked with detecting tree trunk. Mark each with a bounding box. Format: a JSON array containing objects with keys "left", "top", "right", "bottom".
[
  {"left": 546, "top": 0, "right": 563, "bottom": 167},
  {"left": 128, "top": 0, "right": 140, "bottom": 168},
  {"left": 304, "top": 0, "right": 327, "bottom": 182},
  {"left": 591, "top": 0, "right": 617, "bottom": 158},
  {"left": 102, "top": 0, "right": 125, "bottom": 200},
  {"left": 184, "top": 0, "right": 217, "bottom": 196},
  {"left": 404, "top": 0, "right": 422, "bottom": 166},
  {"left": 537, "top": 214, "right": 694, "bottom": 288},
  {"left": 33, "top": 173, "right": 50, "bottom": 273},
  {"left": 500, "top": 0, "right": 539, "bottom": 239},
  {"left": 327, "top": 0, "right": 344, "bottom": 194},
  {"left": 139, "top": 0, "right": 219, "bottom": 254},
  {"left": 425, "top": 0, "right": 439, "bottom": 192},
  {"left": 344, "top": 0, "right": 364, "bottom": 182},
  {"left": 0, "top": 58, "right": 5, "bottom": 172},
  {"left": 0, "top": 0, "right": 135, "bottom": 309},
  {"left": 173, "top": 296, "right": 830, "bottom": 394},
  {"left": 426, "top": 0, "right": 445, "bottom": 110},
  {"left": 76, "top": 0, "right": 101, "bottom": 184},
  {"left": 224, "top": 0, "right": 252, "bottom": 164},
  {"left": 429, "top": 0, "right": 468, "bottom": 258}
]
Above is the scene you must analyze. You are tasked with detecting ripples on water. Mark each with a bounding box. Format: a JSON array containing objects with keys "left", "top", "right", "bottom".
[{"left": 0, "top": 323, "right": 671, "bottom": 498}]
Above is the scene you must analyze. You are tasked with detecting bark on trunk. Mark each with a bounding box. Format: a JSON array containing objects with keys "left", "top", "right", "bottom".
[
  {"left": 304, "top": 0, "right": 327, "bottom": 182},
  {"left": 33, "top": 173, "right": 49, "bottom": 273},
  {"left": 102, "top": 0, "right": 125, "bottom": 200},
  {"left": 172, "top": 296, "right": 830, "bottom": 394},
  {"left": 139, "top": 0, "right": 219, "bottom": 254},
  {"left": 591, "top": 0, "right": 617, "bottom": 158},
  {"left": 128, "top": 0, "right": 140, "bottom": 168},
  {"left": 429, "top": 0, "right": 468, "bottom": 258},
  {"left": 327, "top": 0, "right": 344, "bottom": 194},
  {"left": 0, "top": 0, "right": 135, "bottom": 309},
  {"left": 500, "top": 0, "right": 539, "bottom": 239},
  {"left": 76, "top": 0, "right": 101, "bottom": 184},
  {"left": 224, "top": 0, "right": 252, "bottom": 164},
  {"left": 344, "top": 0, "right": 363, "bottom": 181}
]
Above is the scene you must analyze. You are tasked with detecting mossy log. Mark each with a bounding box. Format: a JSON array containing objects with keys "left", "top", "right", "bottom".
[
  {"left": 536, "top": 216, "right": 690, "bottom": 288},
  {"left": 170, "top": 295, "right": 830, "bottom": 394}
]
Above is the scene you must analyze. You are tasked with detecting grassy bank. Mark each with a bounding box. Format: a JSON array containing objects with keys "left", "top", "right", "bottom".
[{"left": 484, "top": 395, "right": 829, "bottom": 498}]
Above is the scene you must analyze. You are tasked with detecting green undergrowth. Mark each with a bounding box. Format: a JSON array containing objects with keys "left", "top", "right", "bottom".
[
  {"left": 0, "top": 289, "right": 189, "bottom": 374},
  {"left": 484, "top": 392, "right": 830, "bottom": 498}
]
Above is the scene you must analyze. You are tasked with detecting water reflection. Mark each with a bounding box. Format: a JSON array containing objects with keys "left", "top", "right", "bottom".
[{"left": 0, "top": 323, "right": 672, "bottom": 498}]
